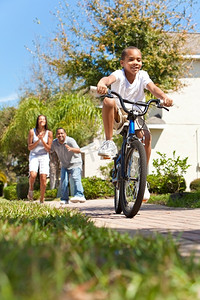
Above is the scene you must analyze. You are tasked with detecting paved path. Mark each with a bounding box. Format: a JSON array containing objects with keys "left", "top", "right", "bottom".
[{"left": 45, "top": 198, "right": 200, "bottom": 257}]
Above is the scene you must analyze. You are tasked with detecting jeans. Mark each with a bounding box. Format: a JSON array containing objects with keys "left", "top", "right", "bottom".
[{"left": 60, "top": 167, "right": 84, "bottom": 201}]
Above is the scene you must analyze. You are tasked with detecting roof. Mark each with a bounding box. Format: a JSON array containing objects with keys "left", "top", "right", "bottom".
[{"left": 184, "top": 33, "right": 200, "bottom": 55}]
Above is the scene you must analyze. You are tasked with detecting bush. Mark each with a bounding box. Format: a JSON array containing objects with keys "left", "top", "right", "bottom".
[
  {"left": 148, "top": 151, "right": 189, "bottom": 194},
  {"left": 16, "top": 176, "right": 29, "bottom": 200},
  {"left": 0, "top": 181, "right": 3, "bottom": 197},
  {"left": 3, "top": 184, "right": 17, "bottom": 200},
  {"left": 189, "top": 178, "right": 200, "bottom": 191},
  {"left": 147, "top": 174, "right": 186, "bottom": 194},
  {"left": 82, "top": 176, "right": 114, "bottom": 199},
  {"left": 45, "top": 189, "right": 58, "bottom": 199}
]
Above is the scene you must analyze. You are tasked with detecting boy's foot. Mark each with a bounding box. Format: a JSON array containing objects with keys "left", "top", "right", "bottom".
[
  {"left": 98, "top": 140, "right": 117, "bottom": 158},
  {"left": 143, "top": 185, "right": 150, "bottom": 202},
  {"left": 70, "top": 196, "right": 86, "bottom": 203}
]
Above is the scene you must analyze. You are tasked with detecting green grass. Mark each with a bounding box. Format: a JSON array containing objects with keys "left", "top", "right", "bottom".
[
  {"left": 149, "top": 191, "right": 200, "bottom": 208},
  {"left": 0, "top": 199, "right": 200, "bottom": 299}
]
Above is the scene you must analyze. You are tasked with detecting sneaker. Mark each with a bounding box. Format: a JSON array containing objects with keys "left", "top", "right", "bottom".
[
  {"left": 98, "top": 140, "right": 117, "bottom": 158},
  {"left": 60, "top": 200, "right": 68, "bottom": 205},
  {"left": 70, "top": 196, "right": 86, "bottom": 203},
  {"left": 143, "top": 184, "right": 150, "bottom": 202}
]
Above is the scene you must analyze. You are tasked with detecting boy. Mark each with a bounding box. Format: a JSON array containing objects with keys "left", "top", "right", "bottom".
[{"left": 97, "top": 46, "right": 173, "bottom": 200}]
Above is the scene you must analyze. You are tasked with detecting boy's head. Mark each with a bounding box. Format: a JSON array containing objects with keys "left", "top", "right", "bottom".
[
  {"left": 121, "top": 46, "right": 142, "bottom": 60},
  {"left": 120, "top": 46, "right": 142, "bottom": 75}
]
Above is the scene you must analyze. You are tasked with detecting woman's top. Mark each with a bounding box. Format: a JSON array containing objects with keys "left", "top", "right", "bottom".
[{"left": 30, "top": 128, "right": 49, "bottom": 156}]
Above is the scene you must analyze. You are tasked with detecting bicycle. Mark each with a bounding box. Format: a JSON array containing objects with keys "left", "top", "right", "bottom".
[{"left": 90, "top": 86, "right": 169, "bottom": 218}]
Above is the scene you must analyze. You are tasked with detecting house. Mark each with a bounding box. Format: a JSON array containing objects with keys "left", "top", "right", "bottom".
[
  {"left": 81, "top": 33, "right": 200, "bottom": 190},
  {"left": 148, "top": 33, "right": 200, "bottom": 190}
]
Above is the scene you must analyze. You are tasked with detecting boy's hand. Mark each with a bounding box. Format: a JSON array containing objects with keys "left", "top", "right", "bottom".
[
  {"left": 97, "top": 82, "right": 108, "bottom": 95},
  {"left": 163, "top": 97, "right": 173, "bottom": 107}
]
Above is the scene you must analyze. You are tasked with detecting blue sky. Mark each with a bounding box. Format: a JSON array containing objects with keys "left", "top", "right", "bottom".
[
  {"left": 0, "top": 0, "right": 200, "bottom": 109},
  {"left": 0, "top": 0, "right": 59, "bottom": 108}
]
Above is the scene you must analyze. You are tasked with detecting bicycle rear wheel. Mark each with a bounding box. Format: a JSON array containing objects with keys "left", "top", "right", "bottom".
[{"left": 121, "top": 140, "right": 147, "bottom": 218}]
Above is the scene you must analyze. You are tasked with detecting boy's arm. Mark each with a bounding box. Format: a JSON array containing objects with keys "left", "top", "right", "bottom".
[
  {"left": 147, "top": 82, "right": 173, "bottom": 107},
  {"left": 97, "top": 75, "right": 116, "bottom": 94}
]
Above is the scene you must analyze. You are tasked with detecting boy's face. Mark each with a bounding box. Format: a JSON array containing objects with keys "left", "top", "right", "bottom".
[{"left": 120, "top": 49, "right": 142, "bottom": 77}]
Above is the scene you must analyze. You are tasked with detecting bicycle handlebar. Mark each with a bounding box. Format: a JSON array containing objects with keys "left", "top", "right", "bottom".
[{"left": 89, "top": 86, "right": 169, "bottom": 116}]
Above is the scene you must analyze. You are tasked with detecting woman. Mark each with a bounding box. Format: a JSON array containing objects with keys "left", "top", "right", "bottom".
[{"left": 27, "top": 115, "right": 53, "bottom": 203}]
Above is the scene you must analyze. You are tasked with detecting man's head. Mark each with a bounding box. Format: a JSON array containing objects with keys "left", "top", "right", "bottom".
[{"left": 56, "top": 128, "right": 66, "bottom": 144}]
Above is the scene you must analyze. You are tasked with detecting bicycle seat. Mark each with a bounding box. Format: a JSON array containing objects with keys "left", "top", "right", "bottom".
[{"left": 114, "top": 121, "right": 130, "bottom": 135}]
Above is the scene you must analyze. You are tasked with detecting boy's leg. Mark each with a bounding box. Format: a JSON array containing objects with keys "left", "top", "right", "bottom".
[
  {"left": 102, "top": 97, "right": 119, "bottom": 140},
  {"left": 135, "top": 129, "right": 151, "bottom": 202},
  {"left": 98, "top": 97, "right": 118, "bottom": 158},
  {"left": 135, "top": 129, "right": 151, "bottom": 165}
]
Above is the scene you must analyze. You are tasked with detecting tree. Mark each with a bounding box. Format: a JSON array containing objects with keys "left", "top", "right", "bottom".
[{"left": 45, "top": 0, "right": 196, "bottom": 92}]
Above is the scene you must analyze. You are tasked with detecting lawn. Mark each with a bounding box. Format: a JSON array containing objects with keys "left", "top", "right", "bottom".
[{"left": 0, "top": 198, "right": 200, "bottom": 299}]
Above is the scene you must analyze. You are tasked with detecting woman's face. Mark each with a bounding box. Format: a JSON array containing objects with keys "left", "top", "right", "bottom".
[{"left": 38, "top": 115, "right": 46, "bottom": 127}]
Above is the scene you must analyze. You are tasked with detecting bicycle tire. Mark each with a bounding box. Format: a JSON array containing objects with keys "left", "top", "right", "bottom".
[
  {"left": 112, "top": 161, "right": 122, "bottom": 214},
  {"left": 114, "top": 184, "right": 122, "bottom": 214},
  {"left": 121, "top": 139, "right": 147, "bottom": 218}
]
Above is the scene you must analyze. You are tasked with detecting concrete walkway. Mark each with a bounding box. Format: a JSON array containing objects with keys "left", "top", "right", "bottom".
[{"left": 45, "top": 198, "right": 200, "bottom": 257}]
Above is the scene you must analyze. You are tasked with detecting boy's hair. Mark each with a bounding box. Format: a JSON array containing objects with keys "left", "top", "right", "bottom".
[{"left": 121, "top": 46, "right": 142, "bottom": 60}]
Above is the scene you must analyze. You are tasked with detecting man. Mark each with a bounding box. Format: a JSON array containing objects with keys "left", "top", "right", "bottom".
[{"left": 51, "top": 127, "right": 86, "bottom": 204}]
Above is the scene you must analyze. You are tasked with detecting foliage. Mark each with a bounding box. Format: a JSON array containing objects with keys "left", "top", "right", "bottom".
[
  {"left": 0, "top": 200, "right": 200, "bottom": 299},
  {"left": 3, "top": 185, "right": 17, "bottom": 200},
  {"left": 147, "top": 173, "right": 186, "bottom": 194},
  {"left": 45, "top": 0, "right": 195, "bottom": 92},
  {"left": 0, "top": 92, "right": 101, "bottom": 176},
  {"left": 149, "top": 191, "right": 200, "bottom": 208},
  {"left": 82, "top": 176, "right": 114, "bottom": 199},
  {"left": 16, "top": 177, "right": 29, "bottom": 200},
  {"left": 0, "top": 171, "right": 7, "bottom": 184},
  {"left": 148, "top": 151, "right": 190, "bottom": 194},
  {"left": 189, "top": 178, "right": 200, "bottom": 191},
  {"left": 33, "top": 188, "right": 58, "bottom": 200},
  {"left": 99, "top": 161, "right": 114, "bottom": 180}
]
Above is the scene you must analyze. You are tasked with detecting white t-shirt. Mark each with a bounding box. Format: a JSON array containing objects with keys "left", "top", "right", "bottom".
[{"left": 111, "top": 69, "right": 152, "bottom": 110}]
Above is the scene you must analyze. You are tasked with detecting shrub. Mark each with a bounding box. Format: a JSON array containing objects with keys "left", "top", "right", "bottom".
[
  {"left": 148, "top": 151, "right": 190, "bottom": 194},
  {"left": 0, "top": 181, "right": 3, "bottom": 197},
  {"left": 147, "top": 174, "right": 186, "bottom": 194},
  {"left": 16, "top": 176, "right": 29, "bottom": 200},
  {"left": 82, "top": 176, "right": 114, "bottom": 199},
  {"left": 3, "top": 184, "right": 17, "bottom": 200},
  {"left": 189, "top": 178, "right": 200, "bottom": 191},
  {"left": 45, "top": 189, "right": 58, "bottom": 199}
]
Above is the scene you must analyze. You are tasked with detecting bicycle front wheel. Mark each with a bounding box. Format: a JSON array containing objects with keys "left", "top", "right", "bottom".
[{"left": 121, "top": 140, "right": 147, "bottom": 218}]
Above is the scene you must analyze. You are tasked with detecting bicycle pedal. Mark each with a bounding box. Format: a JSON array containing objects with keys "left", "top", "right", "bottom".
[{"left": 100, "top": 155, "right": 112, "bottom": 160}]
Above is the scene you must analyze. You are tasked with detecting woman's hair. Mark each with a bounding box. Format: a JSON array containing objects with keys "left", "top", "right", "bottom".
[
  {"left": 121, "top": 46, "right": 142, "bottom": 60},
  {"left": 35, "top": 115, "right": 48, "bottom": 131}
]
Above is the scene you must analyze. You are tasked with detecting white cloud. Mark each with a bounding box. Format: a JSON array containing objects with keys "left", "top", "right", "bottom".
[{"left": 0, "top": 93, "right": 19, "bottom": 103}]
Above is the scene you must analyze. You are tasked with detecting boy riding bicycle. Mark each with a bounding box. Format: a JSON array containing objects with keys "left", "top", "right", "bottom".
[{"left": 97, "top": 46, "right": 173, "bottom": 201}]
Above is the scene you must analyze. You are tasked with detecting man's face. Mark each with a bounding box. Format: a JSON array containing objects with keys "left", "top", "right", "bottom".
[{"left": 56, "top": 129, "right": 66, "bottom": 144}]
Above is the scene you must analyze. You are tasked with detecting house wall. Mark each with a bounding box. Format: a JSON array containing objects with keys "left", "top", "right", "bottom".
[
  {"left": 81, "top": 138, "right": 113, "bottom": 178},
  {"left": 149, "top": 77, "right": 200, "bottom": 190}
]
